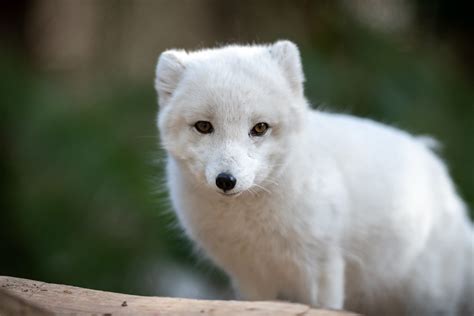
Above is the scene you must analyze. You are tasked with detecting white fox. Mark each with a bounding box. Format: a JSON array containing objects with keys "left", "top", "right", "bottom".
[{"left": 155, "top": 40, "right": 473, "bottom": 315}]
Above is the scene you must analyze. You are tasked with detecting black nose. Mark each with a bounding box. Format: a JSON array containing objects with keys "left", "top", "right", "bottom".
[{"left": 215, "top": 173, "right": 237, "bottom": 192}]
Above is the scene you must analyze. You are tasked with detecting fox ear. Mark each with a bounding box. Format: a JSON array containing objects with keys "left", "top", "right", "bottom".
[
  {"left": 155, "top": 50, "right": 187, "bottom": 107},
  {"left": 269, "top": 40, "right": 305, "bottom": 97}
]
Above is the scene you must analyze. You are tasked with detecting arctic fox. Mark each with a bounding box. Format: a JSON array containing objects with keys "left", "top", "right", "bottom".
[{"left": 155, "top": 40, "right": 473, "bottom": 315}]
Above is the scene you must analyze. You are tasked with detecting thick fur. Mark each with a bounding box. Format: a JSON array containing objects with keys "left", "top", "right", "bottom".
[{"left": 155, "top": 41, "right": 474, "bottom": 315}]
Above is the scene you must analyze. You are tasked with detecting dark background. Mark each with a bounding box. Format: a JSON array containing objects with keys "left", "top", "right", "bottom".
[{"left": 1, "top": 0, "right": 472, "bottom": 298}]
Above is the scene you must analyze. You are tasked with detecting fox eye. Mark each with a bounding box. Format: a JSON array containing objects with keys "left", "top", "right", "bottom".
[
  {"left": 250, "top": 122, "right": 269, "bottom": 136},
  {"left": 194, "top": 121, "right": 214, "bottom": 134}
]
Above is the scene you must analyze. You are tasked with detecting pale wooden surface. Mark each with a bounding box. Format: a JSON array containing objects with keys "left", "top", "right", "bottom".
[{"left": 0, "top": 276, "right": 358, "bottom": 315}]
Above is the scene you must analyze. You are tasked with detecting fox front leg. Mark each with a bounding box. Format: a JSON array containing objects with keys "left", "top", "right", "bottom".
[
  {"left": 303, "top": 253, "right": 345, "bottom": 309},
  {"left": 315, "top": 253, "right": 345, "bottom": 309}
]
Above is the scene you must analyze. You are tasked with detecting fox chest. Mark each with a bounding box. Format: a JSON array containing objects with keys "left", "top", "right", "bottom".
[{"left": 182, "top": 198, "right": 312, "bottom": 285}]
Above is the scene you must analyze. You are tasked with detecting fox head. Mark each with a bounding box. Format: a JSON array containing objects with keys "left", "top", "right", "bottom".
[{"left": 155, "top": 40, "right": 308, "bottom": 196}]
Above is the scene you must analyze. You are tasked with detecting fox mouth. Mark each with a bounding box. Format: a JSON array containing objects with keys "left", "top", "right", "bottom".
[{"left": 218, "top": 191, "right": 242, "bottom": 197}]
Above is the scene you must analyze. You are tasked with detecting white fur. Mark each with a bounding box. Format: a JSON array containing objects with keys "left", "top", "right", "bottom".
[{"left": 155, "top": 41, "right": 474, "bottom": 315}]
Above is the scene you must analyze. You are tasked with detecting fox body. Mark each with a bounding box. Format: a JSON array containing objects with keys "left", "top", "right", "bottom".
[{"left": 155, "top": 41, "right": 473, "bottom": 315}]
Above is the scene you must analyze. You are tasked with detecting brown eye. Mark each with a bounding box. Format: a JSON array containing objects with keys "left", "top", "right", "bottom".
[
  {"left": 250, "top": 122, "right": 269, "bottom": 136},
  {"left": 194, "top": 121, "right": 214, "bottom": 134}
]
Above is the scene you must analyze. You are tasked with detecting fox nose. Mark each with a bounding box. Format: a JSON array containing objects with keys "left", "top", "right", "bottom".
[{"left": 215, "top": 173, "right": 237, "bottom": 192}]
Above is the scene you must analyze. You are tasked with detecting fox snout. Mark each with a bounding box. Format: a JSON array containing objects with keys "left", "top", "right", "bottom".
[{"left": 204, "top": 146, "right": 257, "bottom": 194}]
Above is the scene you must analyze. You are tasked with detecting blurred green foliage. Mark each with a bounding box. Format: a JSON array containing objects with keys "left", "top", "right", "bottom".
[
  {"left": 0, "top": 60, "right": 205, "bottom": 294},
  {"left": 0, "top": 3, "right": 472, "bottom": 297}
]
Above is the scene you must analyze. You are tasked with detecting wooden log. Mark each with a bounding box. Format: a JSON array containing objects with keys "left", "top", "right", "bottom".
[{"left": 0, "top": 276, "right": 358, "bottom": 315}]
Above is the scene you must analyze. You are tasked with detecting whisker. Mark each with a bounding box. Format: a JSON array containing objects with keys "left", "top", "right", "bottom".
[
  {"left": 253, "top": 183, "right": 272, "bottom": 195},
  {"left": 246, "top": 188, "right": 256, "bottom": 197},
  {"left": 264, "top": 177, "right": 280, "bottom": 187}
]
